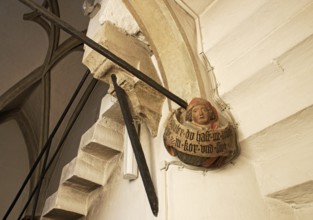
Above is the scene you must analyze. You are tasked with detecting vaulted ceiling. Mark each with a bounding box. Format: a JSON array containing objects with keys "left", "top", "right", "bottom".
[
  {"left": 0, "top": 0, "right": 90, "bottom": 131},
  {"left": 0, "top": 0, "right": 216, "bottom": 170},
  {"left": 0, "top": 0, "right": 92, "bottom": 218}
]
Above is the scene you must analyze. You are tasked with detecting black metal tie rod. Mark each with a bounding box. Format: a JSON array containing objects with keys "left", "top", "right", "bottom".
[
  {"left": 17, "top": 79, "right": 98, "bottom": 220},
  {"left": 19, "top": 0, "right": 188, "bottom": 109},
  {"left": 3, "top": 70, "right": 91, "bottom": 220},
  {"left": 111, "top": 74, "right": 158, "bottom": 217}
]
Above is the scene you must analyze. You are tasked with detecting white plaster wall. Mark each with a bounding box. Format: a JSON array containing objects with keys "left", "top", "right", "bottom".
[
  {"left": 86, "top": 101, "right": 271, "bottom": 220},
  {"left": 199, "top": 0, "right": 313, "bottom": 218},
  {"left": 83, "top": 0, "right": 313, "bottom": 219},
  {"left": 162, "top": 158, "right": 268, "bottom": 220},
  {"left": 295, "top": 205, "right": 313, "bottom": 220},
  {"left": 86, "top": 122, "right": 157, "bottom": 220},
  {"left": 202, "top": 0, "right": 313, "bottom": 139}
]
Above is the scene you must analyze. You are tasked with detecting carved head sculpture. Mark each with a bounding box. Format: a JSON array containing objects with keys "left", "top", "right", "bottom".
[
  {"left": 163, "top": 98, "right": 238, "bottom": 169},
  {"left": 185, "top": 98, "right": 218, "bottom": 129}
]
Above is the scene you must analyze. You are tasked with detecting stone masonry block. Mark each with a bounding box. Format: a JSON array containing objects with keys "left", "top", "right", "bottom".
[
  {"left": 80, "top": 117, "right": 124, "bottom": 160},
  {"left": 41, "top": 186, "right": 88, "bottom": 219}
]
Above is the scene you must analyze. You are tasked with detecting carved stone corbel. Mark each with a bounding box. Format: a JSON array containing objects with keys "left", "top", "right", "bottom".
[{"left": 83, "top": 21, "right": 165, "bottom": 136}]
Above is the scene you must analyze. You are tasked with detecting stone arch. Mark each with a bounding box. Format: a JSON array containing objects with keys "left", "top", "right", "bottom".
[{"left": 123, "top": 0, "right": 209, "bottom": 107}]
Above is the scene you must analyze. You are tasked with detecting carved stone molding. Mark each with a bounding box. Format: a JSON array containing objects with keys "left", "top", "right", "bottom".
[{"left": 83, "top": 21, "right": 165, "bottom": 136}]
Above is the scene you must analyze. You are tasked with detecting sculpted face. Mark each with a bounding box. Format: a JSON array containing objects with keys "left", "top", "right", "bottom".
[{"left": 192, "top": 104, "right": 210, "bottom": 125}]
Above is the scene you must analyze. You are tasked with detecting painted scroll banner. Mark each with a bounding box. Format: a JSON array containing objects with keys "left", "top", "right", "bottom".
[{"left": 164, "top": 110, "right": 235, "bottom": 158}]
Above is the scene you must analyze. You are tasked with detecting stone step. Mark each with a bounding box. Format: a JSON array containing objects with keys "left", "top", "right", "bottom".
[
  {"left": 79, "top": 116, "right": 124, "bottom": 160},
  {"left": 59, "top": 152, "right": 105, "bottom": 193},
  {"left": 241, "top": 104, "right": 313, "bottom": 197},
  {"left": 41, "top": 112, "right": 125, "bottom": 219},
  {"left": 221, "top": 32, "right": 313, "bottom": 140},
  {"left": 201, "top": 0, "right": 266, "bottom": 51},
  {"left": 98, "top": 94, "right": 123, "bottom": 124},
  {"left": 268, "top": 181, "right": 313, "bottom": 208},
  {"left": 203, "top": 0, "right": 313, "bottom": 95},
  {"left": 41, "top": 186, "right": 88, "bottom": 219}
]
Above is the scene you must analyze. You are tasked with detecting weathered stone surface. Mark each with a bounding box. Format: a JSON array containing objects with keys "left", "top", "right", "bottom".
[
  {"left": 99, "top": 94, "right": 123, "bottom": 124},
  {"left": 43, "top": 0, "right": 313, "bottom": 219},
  {"left": 41, "top": 93, "right": 127, "bottom": 219},
  {"left": 41, "top": 186, "right": 88, "bottom": 219},
  {"left": 80, "top": 117, "right": 124, "bottom": 160},
  {"left": 83, "top": 22, "right": 155, "bottom": 83},
  {"left": 98, "top": 0, "right": 140, "bottom": 35},
  {"left": 60, "top": 155, "right": 104, "bottom": 193},
  {"left": 83, "top": 22, "right": 165, "bottom": 136},
  {"left": 123, "top": 0, "right": 205, "bottom": 103}
]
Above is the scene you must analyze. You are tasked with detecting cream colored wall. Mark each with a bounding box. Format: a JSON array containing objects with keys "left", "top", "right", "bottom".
[
  {"left": 86, "top": 102, "right": 269, "bottom": 220},
  {"left": 84, "top": 0, "right": 313, "bottom": 219},
  {"left": 41, "top": 0, "right": 313, "bottom": 219},
  {"left": 199, "top": 1, "right": 313, "bottom": 219}
]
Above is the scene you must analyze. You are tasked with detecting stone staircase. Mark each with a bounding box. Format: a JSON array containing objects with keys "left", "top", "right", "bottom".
[
  {"left": 40, "top": 15, "right": 166, "bottom": 219},
  {"left": 41, "top": 94, "right": 124, "bottom": 219},
  {"left": 40, "top": 0, "right": 313, "bottom": 218}
]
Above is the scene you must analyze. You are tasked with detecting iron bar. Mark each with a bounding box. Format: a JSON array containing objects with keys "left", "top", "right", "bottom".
[
  {"left": 3, "top": 70, "right": 90, "bottom": 220},
  {"left": 30, "top": 138, "right": 51, "bottom": 219},
  {"left": 17, "top": 78, "right": 98, "bottom": 220},
  {"left": 17, "top": 184, "right": 38, "bottom": 220},
  {"left": 19, "top": 0, "right": 188, "bottom": 109},
  {"left": 111, "top": 74, "right": 158, "bottom": 217}
]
